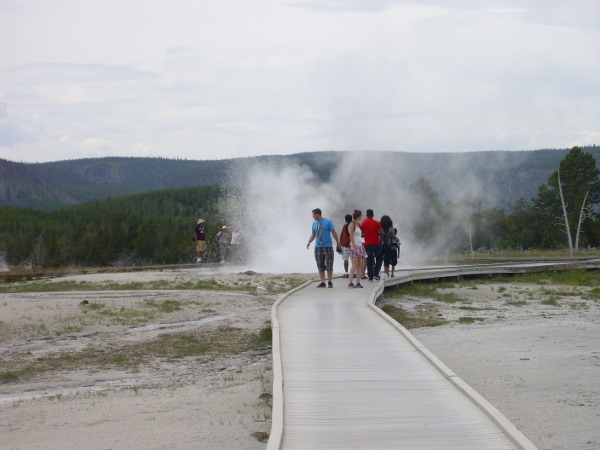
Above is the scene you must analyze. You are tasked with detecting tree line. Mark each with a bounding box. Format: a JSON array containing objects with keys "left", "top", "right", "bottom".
[
  {"left": 1, "top": 147, "right": 598, "bottom": 269},
  {"left": 405, "top": 147, "right": 600, "bottom": 255},
  {"left": 0, "top": 185, "right": 231, "bottom": 268}
]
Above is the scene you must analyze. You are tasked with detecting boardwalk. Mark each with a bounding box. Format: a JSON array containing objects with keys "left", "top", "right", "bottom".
[{"left": 266, "top": 263, "right": 584, "bottom": 449}]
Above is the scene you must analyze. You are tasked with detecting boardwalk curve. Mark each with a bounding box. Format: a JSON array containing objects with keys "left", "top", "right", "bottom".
[{"left": 268, "top": 260, "right": 599, "bottom": 449}]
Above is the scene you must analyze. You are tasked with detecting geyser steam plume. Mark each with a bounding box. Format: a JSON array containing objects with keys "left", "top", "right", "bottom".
[
  {"left": 225, "top": 153, "right": 488, "bottom": 273},
  {"left": 225, "top": 159, "right": 341, "bottom": 273}
]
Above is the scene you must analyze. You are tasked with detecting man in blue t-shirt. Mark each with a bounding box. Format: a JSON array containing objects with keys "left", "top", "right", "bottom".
[{"left": 306, "top": 208, "right": 341, "bottom": 288}]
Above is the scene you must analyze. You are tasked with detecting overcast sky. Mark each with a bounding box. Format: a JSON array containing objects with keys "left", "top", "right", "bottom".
[{"left": 1, "top": 0, "right": 599, "bottom": 163}]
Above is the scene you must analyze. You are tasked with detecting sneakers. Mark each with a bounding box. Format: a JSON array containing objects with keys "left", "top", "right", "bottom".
[
  {"left": 361, "top": 275, "right": 367, "bottom": 279},
  {"left": 373, "top": 275, "right": 380, "bottom": 281},
  {"left": 347, "top": 282, "right": 355, "bottom": 288},
  {"left": 355, "top": 283, "right": 363, "bottom": 288},
  {"left": 343, "top": 273, "right": 349, "bottom": 278},
  {"left": 328, "top": 281, "right": 333, "bottom": 288},
  {"left": 317, "top": 282, "right": 326, "bottom": 288}
]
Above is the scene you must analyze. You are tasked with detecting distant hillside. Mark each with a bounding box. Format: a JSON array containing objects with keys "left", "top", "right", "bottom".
[
  {"left": 1, "top": 148, "right": 599, "bottom": 211},
  {"left": 0, "top": 157, "right": 231, "bottom": 211}
]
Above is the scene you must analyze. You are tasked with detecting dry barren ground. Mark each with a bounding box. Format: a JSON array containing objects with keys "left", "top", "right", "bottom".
[{"left": 0, "top": 268, "right": 313, "bottom": 449}]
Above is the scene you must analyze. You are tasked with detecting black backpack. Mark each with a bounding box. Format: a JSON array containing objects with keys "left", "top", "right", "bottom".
[{"left": 382, "top": 228, "right": 393, "bottom": 246}]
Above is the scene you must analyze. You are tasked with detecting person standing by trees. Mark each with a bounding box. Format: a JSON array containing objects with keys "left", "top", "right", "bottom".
[
  {"left": 193, "top": 219, "right": 207, "bottom": 263},
  {"left": 306, "top": 208, "right": 341, "bottom": 288}
]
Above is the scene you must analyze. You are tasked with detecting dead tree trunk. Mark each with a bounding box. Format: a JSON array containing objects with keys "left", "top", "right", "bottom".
[
  {"left": 468, "top": 224, "right": 475, "bottom": 256},
  {"left": 574, "top": 191, "right": 590, "bottom": 256},
  {"left": 557, "top": 171, "right": 574, "bottom": 257}
]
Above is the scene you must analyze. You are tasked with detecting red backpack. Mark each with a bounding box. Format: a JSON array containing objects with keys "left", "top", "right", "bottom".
[{"left": 340, "top": 223, "right": 350, "bottom": 247}]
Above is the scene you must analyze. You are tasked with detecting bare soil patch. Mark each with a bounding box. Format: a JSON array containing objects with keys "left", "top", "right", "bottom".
[{"left": 1, "top": 268, "right": 312, "bottom": 449}]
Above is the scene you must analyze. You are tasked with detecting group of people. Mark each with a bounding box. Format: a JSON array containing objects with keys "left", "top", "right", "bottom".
[
  {"left": 214, "top": 225, "right": 241, "bottom": 263},
  {"left": 193, "top": 219, "right": 241, "bottom": 264},
  {"left": 307, "top": 208, "right": 400, "bottom": 288}
]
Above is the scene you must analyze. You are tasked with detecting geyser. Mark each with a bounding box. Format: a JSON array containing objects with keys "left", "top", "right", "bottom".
[{"left": 224, "top": 152, "right": 487, "bottom": 273}]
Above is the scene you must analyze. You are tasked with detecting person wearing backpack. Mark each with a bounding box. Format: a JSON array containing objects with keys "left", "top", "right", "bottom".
[
  {"left": 339, "top": 214, "right": 352, "bottom": 278},
  {"left": 390, "top": 227, "right": 400, "bottom": 277},
  {"left": 380, "top": 215, "right": 397, "bottom": 279}
]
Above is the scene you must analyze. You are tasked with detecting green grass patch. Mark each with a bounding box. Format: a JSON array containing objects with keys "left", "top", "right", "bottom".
[
  {"left": 430, "top": 281, "right": 456, "bottom": 289},
  {"left": 540, "top": 297, "right": 560, "bottom": 306},
  {"left": 381, "top": 304, "right": 447, "bottom": 329},
  {"left": 82, "top": 302, "right": 105, "bottom": 311},
  {"left": 505, "top": 299, "right": 527, "bottom": 306},
  {"left": 256, "top": 326, "right": 272, "bottom": 344},
  {"left": 570, "top": 302, "right": 589, "bottom": 310},
  {"left": 458, "top": 306, "right": 486, "bottom": 311},
  {"left": 56, "top": 324, "right": 84, "bottom": 336},
  {"left": 487, "top": 269, "right": 599, "bottom": 286},
  {"left": 458, "top": 317, "right": 485, "bottom": 324},
  {"left": 391, "top": 282, "right": 437, "bottom": 297},
  {"left": 540, "top": 288, "right": 582, "bottom": 297},
  {"left": 154, "top": 333, "right": 212, "bottom": 357},
  {"left": 0, "top": 278, "right": 243, "bottom": 294},
  {"left": 34, "top": 348, "right": 135, "bottom": 373},
  {"left": 585, "top": 288, "right": 600, "bottom": 300},
  {"left": 5, "top": 324, "right": 274, "bottom": 382},
  {"left": 434, "top": 292, "right": 465, "bottom": 303},
  {"left": 0, "top": 275, "right": 312, "bottom": 294},
  {"left": 95, "top": 306, "right": 156, "bottom": 325},
  {"left": 0, "top": 371, "right": 19, "bottom": 384},
  {"left": 76, "top": 298, "right": 186, "bottom": 327},
  {"left": 387, "top": 282, "right": 469, "bottom": 304},
  {"left": 143, "top": 299, "right": 182, "bottom": 313}
]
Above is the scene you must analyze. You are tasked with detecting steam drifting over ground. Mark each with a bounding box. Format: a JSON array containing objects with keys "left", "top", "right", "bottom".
[{"left": 225, "top": 153, "right": 490, "bottom": 273}]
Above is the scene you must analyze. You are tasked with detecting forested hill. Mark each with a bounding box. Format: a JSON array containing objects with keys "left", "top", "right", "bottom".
[
  {"left": 0, "top": 153, "right": 335, "bottom": 211},
  {"left": 0, "top": 157, "right": 230, "bottom": 211},
  {"left": 0, "top": 185, "right": 227, "bottom": 268},
  {"left": 1, "top": 147, "right": 599, "bottom": 211}
]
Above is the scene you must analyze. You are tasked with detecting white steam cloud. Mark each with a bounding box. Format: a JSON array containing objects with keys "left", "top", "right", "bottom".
[
  {"left": 226, "top": 152, "right": 489, "bottom": 273},
  {"left": 225, "top": 159, "right": 341, "bottom": 273}
]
